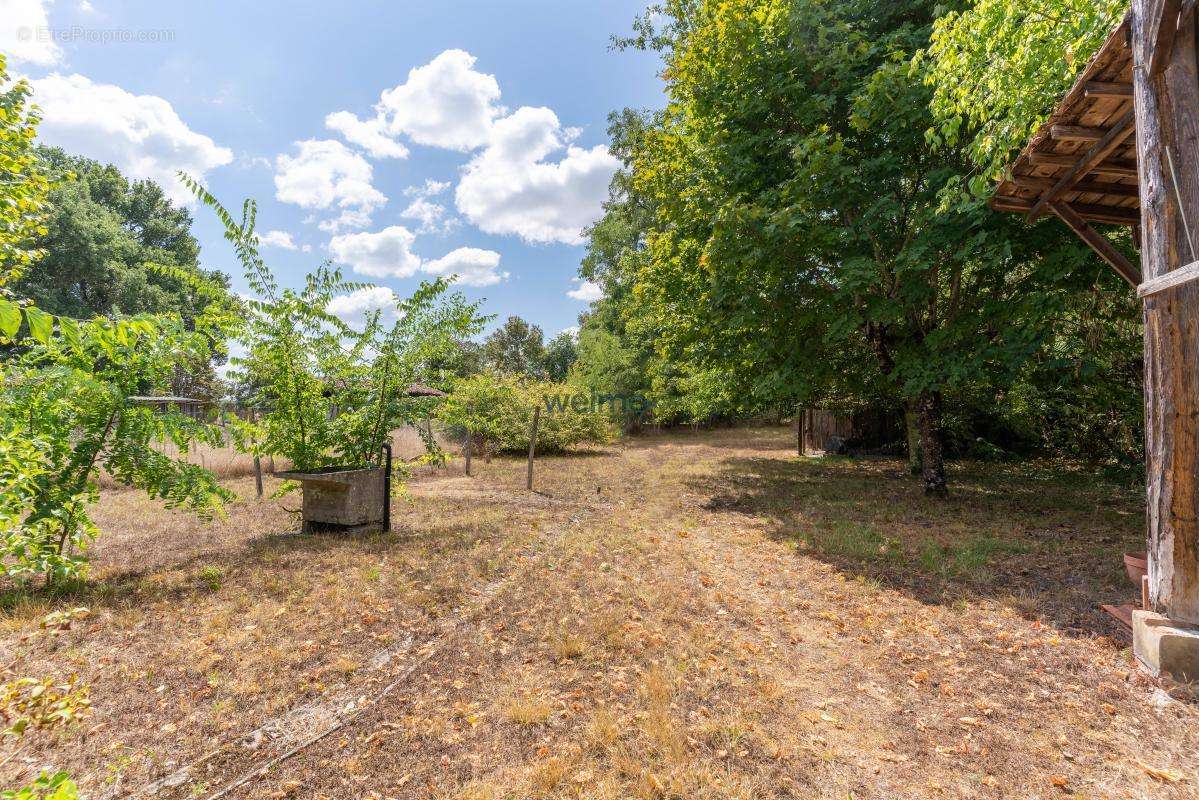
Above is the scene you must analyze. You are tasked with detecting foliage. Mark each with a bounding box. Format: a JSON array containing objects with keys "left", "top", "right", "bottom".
[
  {"left": 585, "top": 0, "right": 1134, "bottom": 490},
  {"left": 998, "top": 286, "right": 1144, "bottom": 475},
  {"left": 13, "top": 148, "right": 233, "bottom": 398},
  {"left": 1, "top": 675, "right": 91, "bottom": 737},
  {"left": 0, "top": 54, "right": 51, "bottom": 287},
  {"left": 483, "top": 316, "right": 548, "bottom": 377},
  {"left": 923, "top": 0, "right": 1144, "bottom": 468},
  {"left": 437, "top": 373, "right": 614, "bottom": 455},
  {"left": 925, "top": 0, "right": 1126, "bottom": 185},
  {"left": 188, "top": 179, "right": 485, "bottom": 473},
  {"left": 18, "top": 148, "right": 228, "bottom": 319},
  {"left": 573, "top": 110, "right": 679, "bottom": 422},
  {"left": 1, "top": 771, "right": 78, "bottom": 800},
  {"left": 542, "top": 331, "right": 579, "bottom": 382},
  {"left": 0, "top": 311, "right": 234, "bottom": 583}
]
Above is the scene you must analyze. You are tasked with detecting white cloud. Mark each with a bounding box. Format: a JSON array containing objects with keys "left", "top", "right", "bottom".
[
  {"left": 274, "top": 139, "right": 385, "bottom": 231},
  {"left": 421, "top": 247, "right": 506, "bottom": 287},
  {"left": 3, "top": 0, "right": 62, "bottom": 65},
  {"left": 259, "top": 230, "right": 298, "bottom": 250},
  {"left": 326, "top": 226, "right": 505, "bottom": 287},
  {"left": 559, "top": 325, "right": 580, "bottom": 339},
  {"left": 78, "top": 0, "right": 95, "bottom": 12},
  {"left": 377, "top": 49, "right": 502, "bottom": 151},
  {"left": 327, "top": 225, "right": 421, "bottom": 279},
  {"left": 404, "top": 179, "right": 450, "bottom": 197},
  {"left": 326, "top": 286, "right": 400, "bottom": 328},
  {"left": 455, "top": 106, "right": 619, "bottom": 245},
  {"left": 401, "top": 197, "right": 456, "bottom": 234},
  {"left": 324, "top": 49, "right": 501, "bottom": 160},
  {"left": 28, "top": 73, "right": 233, "bottom": 204},
  {"left": 325, "top": 111, "right": 409, "bottom": 159},
  {"left": 398, "top": 178, "right": 457, "bottom": 233},
  {"left": 566, "top": 279, "right": 603, "bottom": 302}
]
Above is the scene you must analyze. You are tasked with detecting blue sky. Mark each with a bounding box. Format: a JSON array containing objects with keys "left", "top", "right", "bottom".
[{"left": 2, "top": 0, "right": 664, "bottom": 337}]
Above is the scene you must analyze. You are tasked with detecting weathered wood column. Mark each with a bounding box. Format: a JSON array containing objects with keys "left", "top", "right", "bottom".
[{"left": 1131, "top": 0, "right": 1199, "bottom": 623}]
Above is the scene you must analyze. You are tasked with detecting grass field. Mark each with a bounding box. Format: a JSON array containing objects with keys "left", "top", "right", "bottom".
[{"left": 3, "top": 427, "right": 1196, "bottom": 799}]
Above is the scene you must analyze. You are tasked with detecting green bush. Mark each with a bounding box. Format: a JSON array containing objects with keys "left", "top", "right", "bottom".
[{"left": 437, "top": 373, "right": 613, "bottom": 456}]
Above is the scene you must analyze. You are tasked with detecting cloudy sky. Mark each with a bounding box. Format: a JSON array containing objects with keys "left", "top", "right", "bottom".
[{"left": 1, "top": 0, "right": 663, "bottom": 336}]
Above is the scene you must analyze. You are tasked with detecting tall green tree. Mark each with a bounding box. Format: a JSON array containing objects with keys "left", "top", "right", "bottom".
[
  {"left": 14, "top": 148, "right": 232, "bottom": 397},
  {"left": 602, "top": 0, "right": 1104, "bottom": 492},
  {"left": 925, "top": 0, "right": 1143, "bottom": 473},
  {"left": 542, "top": 331, "right": 579, "bottom": 382},
  {"left": 16, "top": 148, "right": 227, "bottom": 320},
  {"left": 483, "top": 316, "right": 547, "bottom": 377}
]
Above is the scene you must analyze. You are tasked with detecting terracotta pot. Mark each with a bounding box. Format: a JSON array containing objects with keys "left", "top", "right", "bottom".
[{"left": 1124, "top": 552, "right": 1148, "bottom": 585}]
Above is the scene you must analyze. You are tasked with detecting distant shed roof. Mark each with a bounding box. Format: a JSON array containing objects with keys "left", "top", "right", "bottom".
[{"left": 405, "top": 383, "right": 446, "bottom": 398}]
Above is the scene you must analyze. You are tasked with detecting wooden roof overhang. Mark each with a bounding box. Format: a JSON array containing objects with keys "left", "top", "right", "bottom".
[{"left": 990, "top": 16, "right": 1145, "bottom": 287}]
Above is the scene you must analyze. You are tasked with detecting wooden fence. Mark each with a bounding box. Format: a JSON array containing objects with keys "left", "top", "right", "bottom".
[{"left": 799, "top": 409, "right": 856, "bottom": 454}]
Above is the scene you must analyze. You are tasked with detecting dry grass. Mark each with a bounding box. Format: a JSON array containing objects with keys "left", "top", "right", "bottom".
[
  {"left": 94, "top": 424, "right": 457, "bottom": 486},
  {"left": 2, "top": 427, "right": 1197, "bottom": 799},
  {"left": 503, "top": 696, "right": 554, "bottom": 726}
]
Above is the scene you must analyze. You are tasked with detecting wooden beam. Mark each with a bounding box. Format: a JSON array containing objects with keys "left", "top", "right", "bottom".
[
  {"left": 1132, "top": 0, "right": 1199, "bottom": 625},
  {"left": 1138, "top": 260, "right": 1199, "bottom": 297},
  {"left": 1027, "top": 111, "right": 1137, "bottom": 221},
  {"left": 1027, "top": 153, "right": 1139, "bottom": 178},
  {"left": 1148, "top": 0, "right": 1184, "bottom": 77},
  {"left": 1050, "top": 201, "right": 1142, "bottom": 286},
  {"left": 1085, "top": 81, "right": 1134, "bottom": 98},
  {"left": 992, "top": 196, "right": 1141, "bottom": 225},
  {"left": 1052, "top": 125, "right": 1110, "bottom": 141},
  {"left": 1011, "top": 175, "right": 1141, "bottom": 198}
]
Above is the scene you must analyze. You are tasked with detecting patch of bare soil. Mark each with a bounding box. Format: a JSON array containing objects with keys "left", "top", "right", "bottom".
[{"left": 3, "top": 428, "right": 1196, "bottom": 799}]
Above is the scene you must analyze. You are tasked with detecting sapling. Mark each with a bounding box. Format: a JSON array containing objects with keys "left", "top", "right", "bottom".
[{"left": 185, "top": 178, "right": 485, "bottom": 476}]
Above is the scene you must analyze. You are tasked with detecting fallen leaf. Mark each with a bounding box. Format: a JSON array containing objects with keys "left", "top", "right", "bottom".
[{"left": 1141, "top": 764, "right": 1186, "bottom": 783}]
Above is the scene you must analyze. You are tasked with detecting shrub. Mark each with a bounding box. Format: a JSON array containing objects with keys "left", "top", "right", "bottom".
[
  {"left": 0, "top": 311, "right": 234, "bottom": 585},
  {"left": 437, "top": 373, "right": 613, "bottom": 456}
]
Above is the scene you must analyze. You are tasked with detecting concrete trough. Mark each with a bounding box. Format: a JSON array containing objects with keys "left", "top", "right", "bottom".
[{"left": 274, "top": 465, "right": 388, "bottom": 534}]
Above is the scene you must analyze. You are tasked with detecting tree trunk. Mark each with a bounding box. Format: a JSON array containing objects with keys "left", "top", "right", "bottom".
[
  {"left": 904, "top": 404, "right": 922, "bottom": 475},
  {"left": 915, "top": 391, "right": 947, "bottom": 496}
]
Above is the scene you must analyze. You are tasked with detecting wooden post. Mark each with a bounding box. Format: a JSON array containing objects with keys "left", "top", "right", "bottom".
[
  {"left": 526, "top": 405, "right": 541, "bottom": 491},
  {"left": 424, "top": 417, "right": 438, "bottom": 470},
  {"left": 1132, "top": 0, "right": 1199, "bottom": 623},
  {"left": 465, "top": 432, "right": 473, "bottom": 477},
  {"left": 251, "top": 408, "right": 264, "bottom": 499},
  {"left": 799, "top": 410, "right": 808, "bottom": 456}
]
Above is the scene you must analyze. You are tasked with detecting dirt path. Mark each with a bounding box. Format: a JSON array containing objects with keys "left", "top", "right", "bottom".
[{"left": 5, "top": 429, "right": 1198, "bottom": 798}]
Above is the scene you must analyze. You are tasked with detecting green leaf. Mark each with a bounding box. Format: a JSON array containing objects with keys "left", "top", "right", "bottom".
[
  {"left": 24, "top": 307, "right": 52, "bottom": 344},
  {"left": 0, "top": 300, "right": 20, "bottom": 338},
  {"left": 58, "top": 317, "right": 82, "bottom": 351}
]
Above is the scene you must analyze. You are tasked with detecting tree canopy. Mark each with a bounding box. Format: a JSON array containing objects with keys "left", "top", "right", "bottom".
[
  {"left": 573, "top": 0, "right": 1142, "bottom": 488},
  {"left": 15, "top": 148, "right": 229, "bottom": 323}
]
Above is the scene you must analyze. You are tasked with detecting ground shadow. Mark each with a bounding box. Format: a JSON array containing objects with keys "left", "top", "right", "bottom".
[{"left": 687, "top": 453, "right": 1144, "bottom": 640}]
